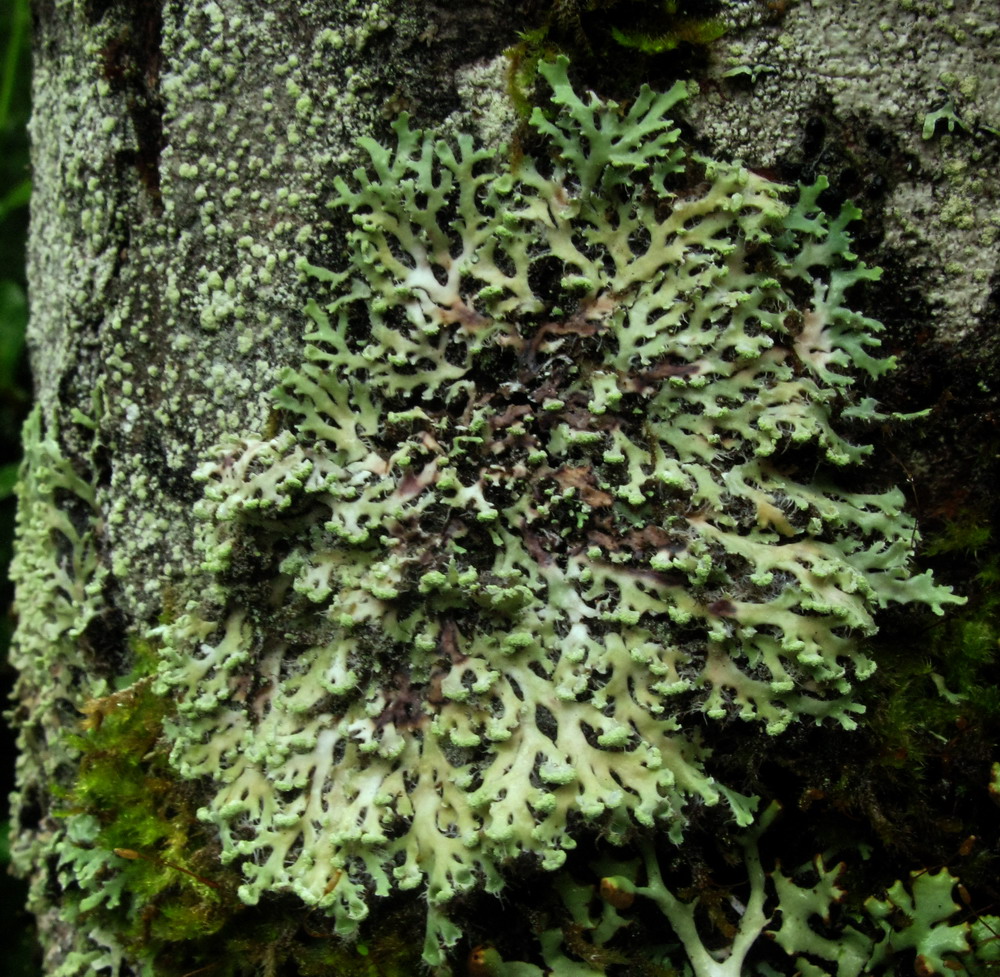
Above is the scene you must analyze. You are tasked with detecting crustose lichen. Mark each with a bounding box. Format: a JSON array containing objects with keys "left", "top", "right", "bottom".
[{"left": 154, "top": 57, "right": 959, "bottom": 962}]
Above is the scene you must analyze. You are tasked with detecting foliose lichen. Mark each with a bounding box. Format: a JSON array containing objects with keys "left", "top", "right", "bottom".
[
  {"left": 154, "top": 56, "right": 958, "bottom": 961},
  {"left": 5, "top": 404, "right": 127, "bottom": 973},
  {"left": 8, "top": 405, "right": 108, "bottom": 887},
  {"left": 477, "top": 806, "right": 997, "bottom": 977}
]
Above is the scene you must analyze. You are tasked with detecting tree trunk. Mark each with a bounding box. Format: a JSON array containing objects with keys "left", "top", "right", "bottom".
[{"left": 11, "top": 1, "right": 999, "bottom": 975}]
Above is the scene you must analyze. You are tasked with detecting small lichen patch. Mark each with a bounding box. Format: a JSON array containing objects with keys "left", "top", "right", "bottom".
[{"left": 155, "top": 57, "right": 958, "bottom": 962}]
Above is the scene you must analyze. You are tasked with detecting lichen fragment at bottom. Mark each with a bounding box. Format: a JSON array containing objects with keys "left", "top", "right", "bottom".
[{"left": 154, "top": 57, "right": 959, "bottom": 958}]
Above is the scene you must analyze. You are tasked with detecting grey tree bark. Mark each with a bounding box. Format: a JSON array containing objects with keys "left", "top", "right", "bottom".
[{"left": 11, "top": 1, "right": 999, "bottom": 975}]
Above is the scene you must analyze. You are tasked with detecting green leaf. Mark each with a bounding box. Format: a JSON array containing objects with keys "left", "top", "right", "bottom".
[
  {"left": 0, "top": 0, "right": 31, "bottom": 133},
  {"left": 0, "top": 176, "right": 30, "bottom": 221},
  {"left": 0, "top": 279, "right": 27, "bottom": 390},
  {"left": 0, "top": 461, "right": 19, "bottom": 499}
]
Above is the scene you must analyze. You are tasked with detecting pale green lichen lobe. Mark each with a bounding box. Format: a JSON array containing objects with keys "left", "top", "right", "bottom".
[
  {"left": 155, "top": 58, "right": 958, "bottom": 961},
  {"left": 7, "top": 406, "right": 112, "bottom": 964}
]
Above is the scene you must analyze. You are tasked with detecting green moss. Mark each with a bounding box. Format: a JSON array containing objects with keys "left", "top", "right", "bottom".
[
  {"left": 289, "top": 920, "right": 424, "bottom": 977},
  {"left": 872, "top": 512, "right": 1000, "bottom": 747},
  {"left": 57, "top": 656, "right": 429, "bottom": 975},
  {"left": 505, "top": 27, "right": 559, "bottom": 122},
  {"left": 610, "top": 7, "right": 726, "bottom": 55},
  {"left": 58, "top": 662, "right": 242, "bottom": 971},
  {"left": 924, "top": 516, "right": 993, "bottom": 559},
  {"left": 922, "top": 516, "right": 1000, "bottom": 720},
  {"left": 554, "top": 0, "right": 727, "bottom": 53}
]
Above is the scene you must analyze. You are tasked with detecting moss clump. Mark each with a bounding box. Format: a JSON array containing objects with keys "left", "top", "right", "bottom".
[
  {"left": 923, "top": 516, "right": 1000, "bottom": 719},
  {"left": 506, "top": 27, "right": 560, "bottom": 122},
  {"left": 859, "top": 512, "right": 1000, "bottom": 783},
  {"left": 286, "top": 919, "right": 425, "bottom": 977},
  {"left": 55, "top": 645, "right": 243, "bottom": 974},
  {"left": 549, "top": 0, "right": 726, "bottom": 54},
  {"left": 609, "top": 2, "right": 727, "bottom": 55}
]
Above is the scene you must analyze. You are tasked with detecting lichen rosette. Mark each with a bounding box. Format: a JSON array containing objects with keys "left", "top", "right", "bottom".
[{"left": 154, "top": 58, "right": 957, "bottom": 954}]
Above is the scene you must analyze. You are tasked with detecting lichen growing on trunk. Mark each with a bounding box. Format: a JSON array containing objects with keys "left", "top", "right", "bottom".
[{"left": 151, "top": 58, "right": 959, "bottom": 963}]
